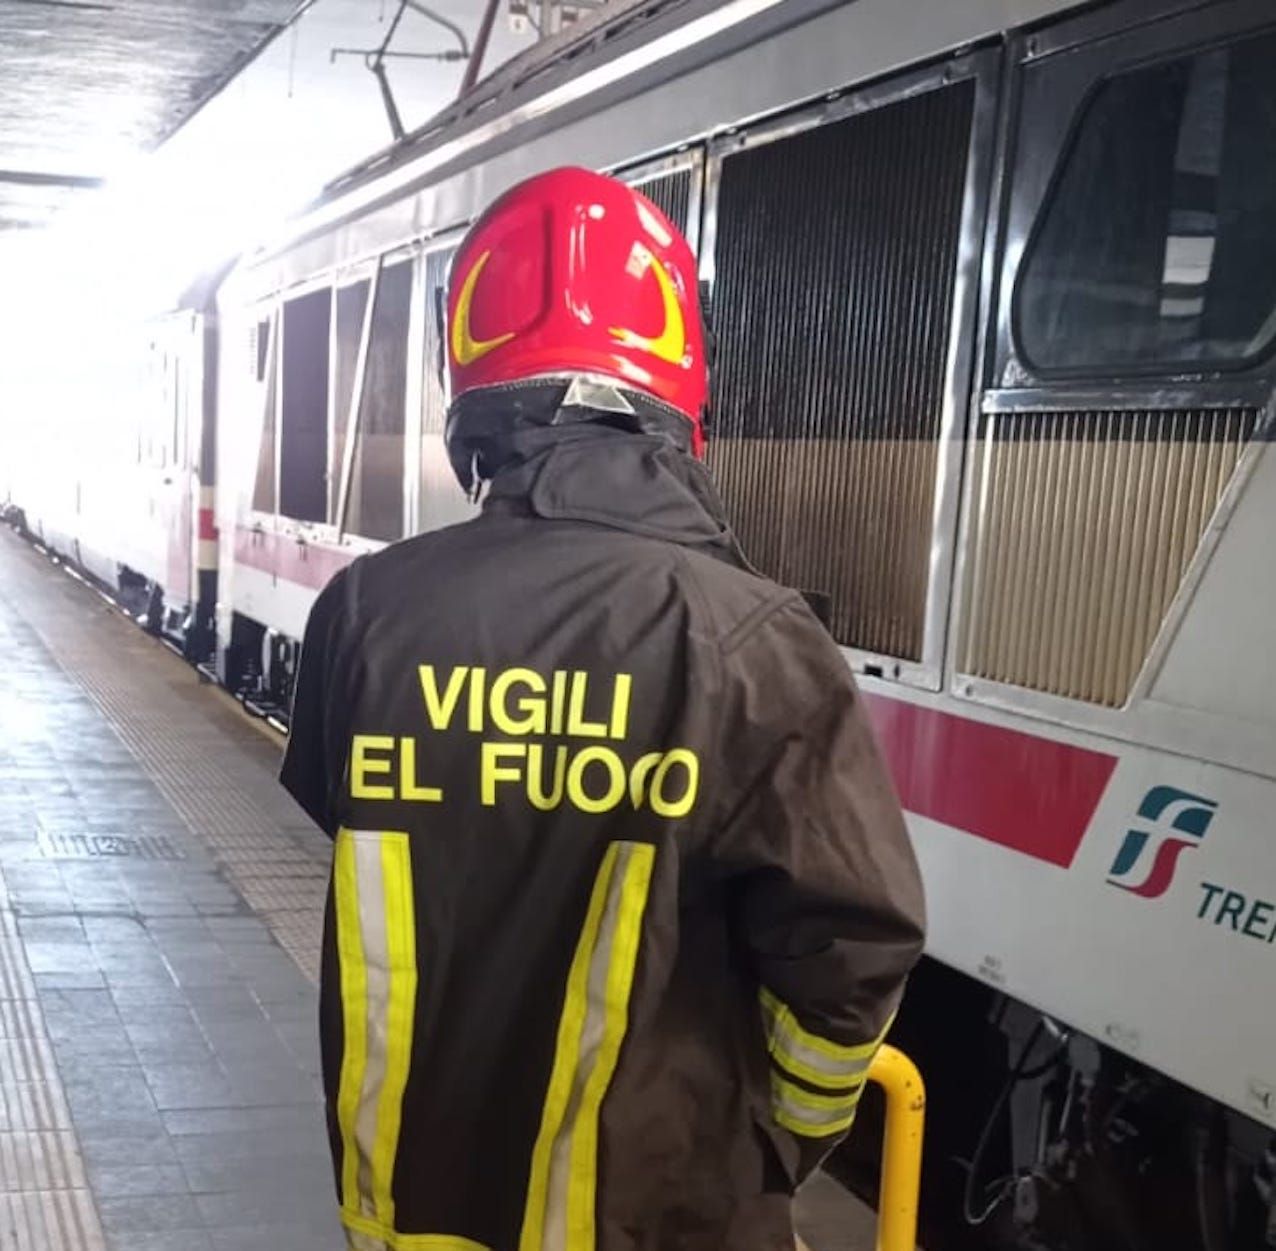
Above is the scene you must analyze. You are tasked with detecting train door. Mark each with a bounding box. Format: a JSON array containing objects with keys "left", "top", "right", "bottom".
[
  {"left": 122, "top": 319, "right": 196, "bottom": 625},
  {"left": 165, "top": 312, "right": 203, "bottom": 617},
  {"left": 238, "top": 302, "right": 281, "bottom": 629}
]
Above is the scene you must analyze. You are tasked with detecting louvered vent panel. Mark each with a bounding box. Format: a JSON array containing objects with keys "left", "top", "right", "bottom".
[
  {"left": 961, "top": 407, "right": 1257, "bottom": 706},
  {"left": 630, "top": 166, "right": 693, "bottom": 236},
  {"left": 707, "top": 81, "right": 975, "bottom": 658}
]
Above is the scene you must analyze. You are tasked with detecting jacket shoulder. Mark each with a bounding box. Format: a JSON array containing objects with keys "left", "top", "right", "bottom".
[{"left": 671, "top": 546, "right": 811, "bottom": 658}]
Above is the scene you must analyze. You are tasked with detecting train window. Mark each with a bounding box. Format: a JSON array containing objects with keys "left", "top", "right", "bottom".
[
  {"left": 279, "top": 288, "right": 332, "bottom": 524},
  {"left": 708, "top": 80, "right": 976, "bottom": 661},
  {"left": 419, "top": 247, "right": 472, "bottom": 534},
  {"left": 251, "top": 318, "right": 277, "bottom": 514},
  {"left": 345, "top": 259, "right": 412, "bottom": 542},
  {"left": 1016, "top": 29, "right": 1276, "bottom": 375},
  {"left": 330, "top": 279, "right": 370, "bottom": 522}
]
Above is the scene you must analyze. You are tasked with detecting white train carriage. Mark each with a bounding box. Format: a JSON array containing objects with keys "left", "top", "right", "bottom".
[
  {"left": 9, "top": 0, "right": 1274, "bottom": 1243},
  {"left": 5, "top": 302, "right": 213, "bottom": 644}
]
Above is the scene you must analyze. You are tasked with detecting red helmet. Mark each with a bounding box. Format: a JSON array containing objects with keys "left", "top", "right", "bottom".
[{"left": 445, "top": 167, "right": 706, "bottom": 456}]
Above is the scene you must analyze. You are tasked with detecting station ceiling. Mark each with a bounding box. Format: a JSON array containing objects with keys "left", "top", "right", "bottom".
[{"left": 0, "top": 0, "right": 301, "bottom": 231}]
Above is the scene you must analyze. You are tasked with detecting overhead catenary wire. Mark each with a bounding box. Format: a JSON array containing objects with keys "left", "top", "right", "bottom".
[{"left": 331, "top": 0, "right": 472, "bottom": 140}]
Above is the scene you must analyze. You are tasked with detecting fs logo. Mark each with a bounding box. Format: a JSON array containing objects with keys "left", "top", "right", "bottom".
[{"left": 1106, "top": 786, "right": 1218, "bottom": 899}]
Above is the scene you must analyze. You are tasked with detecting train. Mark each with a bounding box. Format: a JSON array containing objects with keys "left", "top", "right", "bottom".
[{"left": 4, "top": 0, "right": 1275, "bottom": 1246}]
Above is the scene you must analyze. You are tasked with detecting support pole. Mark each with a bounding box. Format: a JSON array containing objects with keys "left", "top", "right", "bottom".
[{"left": 867, "top": 1045, "right": 926, "bottom": 1251}]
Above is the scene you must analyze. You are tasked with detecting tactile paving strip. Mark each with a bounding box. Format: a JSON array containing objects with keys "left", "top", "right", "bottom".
[
  {"left": 0, "top": 1132, "right": 87, "bottom": 1191},
  {"left": 0, "top": 1190, "right": 103, "bottom": 1251},
  {"left": 0, "top": 869, "right": 104, "bottom": 1249}
]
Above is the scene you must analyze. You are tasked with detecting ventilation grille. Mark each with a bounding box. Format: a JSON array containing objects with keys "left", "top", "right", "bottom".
[
  {"left": 630, "top": 166, "right": 693, "bottom": 236},
  {"left": 961, "top": 407, "right": 1257, "bottom": 706},
  {"left": 707, "top": 81, "right": 975, "bottom": 659}
]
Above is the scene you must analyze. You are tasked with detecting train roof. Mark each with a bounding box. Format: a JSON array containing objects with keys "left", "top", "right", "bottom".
[
  {"left": 251, "top": 0, "right": 862, "bottom": 251},
  {"left": 324, "top": 0, "right": 682, "bottom": 202},
  {"left": 231, "top": 0, "right": 1102, "bottom": 277}
]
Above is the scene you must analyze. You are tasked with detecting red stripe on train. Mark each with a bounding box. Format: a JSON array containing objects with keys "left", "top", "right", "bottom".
[{"left": 863, "top": 693, "right": 1117, "bottom": 868}]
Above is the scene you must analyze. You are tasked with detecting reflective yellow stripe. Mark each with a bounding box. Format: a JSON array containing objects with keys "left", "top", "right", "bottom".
[
  {"left": 770, "top": 1069, "right": 864, "bottom": 1139},
  {"left": 334, "top": 828, "right": 419, "bottom": 1230},
  {"left": 520, "top": 842, "right": 655, "bottom": 1251},
  {"left": 759, "top": 986, "right": 893, "bottom": 1090},
  {"left": 373, "top": 833, "right": 417, "bottom": 1227},
  {"left": 566, "top": 842, "right": 654, "bottom": 1247},
  {"left": 342, "top": 1209, "right": 491, "bottom": 1250},
  {"left": 519, "top": 845, "right": 618, "bottom": 1251},
  {"left": 335, "top": 829, "right": 370, "bottom": 1216}
]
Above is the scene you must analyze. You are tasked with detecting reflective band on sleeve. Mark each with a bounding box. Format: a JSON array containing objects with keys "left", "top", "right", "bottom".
[
  {"left": 769, "top": 1069, "right": 865, "bottom": 1139},
  {"left": 759, "top": 986, "right": 893, "bottom": 1090},
  {"left": 334, "top": 828, "right": 419, "bottom": 1233},
  {"left": 519, "top": 841, "right": 655, "bottom": 1251}
]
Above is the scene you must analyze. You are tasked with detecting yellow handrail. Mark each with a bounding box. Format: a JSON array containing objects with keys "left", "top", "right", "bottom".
[{"left": 866, "top": 1045, "right": 926, "bottom": 1251}]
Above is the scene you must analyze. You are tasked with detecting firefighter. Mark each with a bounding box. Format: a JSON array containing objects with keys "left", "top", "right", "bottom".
[{"left": 282, "top": 166, "right": 925, "bottom": 1251}]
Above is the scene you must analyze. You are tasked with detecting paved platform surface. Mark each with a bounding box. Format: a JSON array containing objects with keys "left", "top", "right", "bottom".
[{"left": 0, "top": 527, "right": 881, "bottom": 1251}]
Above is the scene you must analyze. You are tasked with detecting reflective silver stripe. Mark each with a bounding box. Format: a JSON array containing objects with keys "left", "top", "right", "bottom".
[
  {"left": 352, "top": 832, "right": 390, "bottom": 1216},
  {"left": 334, "top": 829, "right": 418, "bottom": 1235},
  {"left": 759, "top": 987, "right": 888, "bottom": 1090},
  {"left": 770, "top": 1071, "right": 864, "bottom": 1139},
  {"left": 520, "top": 841, "right": 655, "bottom": 1251}
]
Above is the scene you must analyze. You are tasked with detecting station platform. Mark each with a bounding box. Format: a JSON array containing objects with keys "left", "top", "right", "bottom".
[{"left": 0, "top": 527, "right": 880, "bottom": 1251}]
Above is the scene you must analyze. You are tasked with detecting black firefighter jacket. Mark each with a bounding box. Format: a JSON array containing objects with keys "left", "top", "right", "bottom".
[{"left": 281, "top": 426, "right": 926, "bottom": 1251}]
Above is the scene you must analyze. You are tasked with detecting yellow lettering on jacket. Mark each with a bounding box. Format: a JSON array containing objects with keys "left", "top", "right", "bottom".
[
  {"left": 549, "top": 670, "right": 568, "bottom": 736},
  {"left": 610, "top": 673, "right": 632, "bottom": 740},
  {"left": 490, "top": 668, "right": 547, "bottom": 736},
  {"left": 468, "top": 667, "right": 487, "bottom": 733},
  {"left": 649, "top": 749, "right": 698, "bottom": 818},
  {"left": 565, "top": 746, "right": 626, "bottom": 814},
  {"left": 355, "top": 665, "right": 701, "bottom": 818},
  {"left": 398, "top": 736, "right": 443, "bottom": 803},
  {"left": 566, "top": 672, "right": 608, "bottom": 738},
  {"left": 351, "top": 735, "right": 395, "bottom": 800},
  {"left": 526, "top": 743, "right": 566, "bottom": 811},
  {"left": 410, "top": 666, "right": 634, "bottom": 740},
  {"left": 481, "top": 742, "right": 527, "bottom": 806},
  {"left": 418, "top": 665, "right": 467, "bottom": 730},
  {"left": 628, "top": 752, "right": 662, "bottom": 809}
]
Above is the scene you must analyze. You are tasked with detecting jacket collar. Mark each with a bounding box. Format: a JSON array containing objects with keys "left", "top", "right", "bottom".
[{"left": 482, "top": 426, "right": 749, "bottom": 565}]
